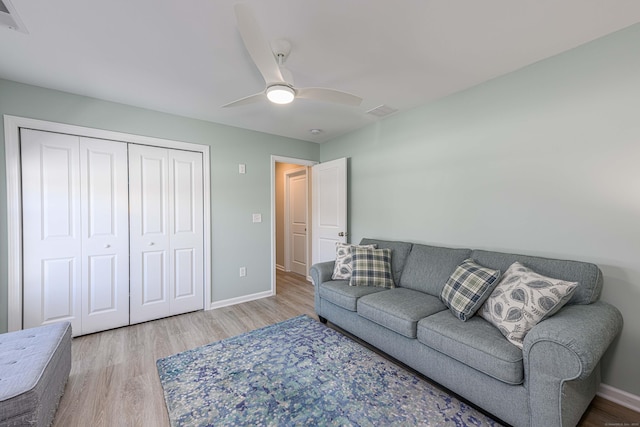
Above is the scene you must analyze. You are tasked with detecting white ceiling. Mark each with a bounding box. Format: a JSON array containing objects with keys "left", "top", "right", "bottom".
[{"left": 1, "top": 1, "right": 639, "bottom": 143}]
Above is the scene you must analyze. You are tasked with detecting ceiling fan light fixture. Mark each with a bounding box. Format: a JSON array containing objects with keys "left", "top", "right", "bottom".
[{"left": 266, "top": 85, "right": 295, "bottom": 104}]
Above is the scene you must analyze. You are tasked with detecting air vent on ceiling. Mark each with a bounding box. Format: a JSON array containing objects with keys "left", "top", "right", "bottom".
[
  {"left": 366, "top": 104, "right": 398, "bottom": 118},
  {"left": 0, "top": 0, "right": 28, "bottom": 33}
]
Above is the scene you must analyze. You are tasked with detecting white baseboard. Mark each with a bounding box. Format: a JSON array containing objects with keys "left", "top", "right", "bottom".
[
  {"left": 207, "top": 290, "right": 274, "bottom": 310},
  {"left": 598, "top": 383, "right": 640, "bottom": 413},
  {"left": 276, "top": 264, "right": 285, "bottom": 272}
]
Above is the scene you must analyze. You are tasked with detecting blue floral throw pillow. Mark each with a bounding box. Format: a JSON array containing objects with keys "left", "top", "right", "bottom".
[
  {"left": 478, "top": 261, "right": 578, "bottom": 349},
  {"left": 440, "top": 259, "right": 501, "bottom": 322},
  {"left": 349, "top": 247, "right": 395, "bottom": 288}
]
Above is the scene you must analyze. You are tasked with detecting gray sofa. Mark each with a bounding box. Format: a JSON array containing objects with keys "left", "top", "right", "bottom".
[{"left": 310, "top": 238, "right": 623, "bottom": 427}]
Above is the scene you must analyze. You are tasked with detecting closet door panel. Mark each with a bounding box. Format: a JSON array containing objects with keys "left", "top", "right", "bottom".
[
  {"left": 21, "top": 129, "right": 82, "bottom": 333},
  {"left": 142, "top": 250, "right": 167, "bottom": 303},
  {"left": 169, "top": 151, "right": 204, "bottom": 314},
  {"left": 87, "top": 255, "right": 117, "bottom": 311},
  {"left": 41, "top": 258, "right": 77, "bottom": 323},
  {"left": 80, "top": 138, "right": 130, "bottom": 334},
  {"left": 174, "top": 248, "right": 195, "bottom": 298},
  {"left": 129, "top": 144, "right": 171, "bottom": 324}
]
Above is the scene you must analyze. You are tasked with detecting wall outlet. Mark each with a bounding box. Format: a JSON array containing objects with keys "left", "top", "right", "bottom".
[
  {"left": 252, "top": 213, "right": 262, "bottom": 223},
  {"left": 239, "top": 163, "right": 246, "bottom": 174},
  {"left": 239, "top": 267, "right": 246, "bottom": 277}
]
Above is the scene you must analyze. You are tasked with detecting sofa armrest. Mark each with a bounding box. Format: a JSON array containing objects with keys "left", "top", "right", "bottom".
[
  {"left": 523, "top": 301, "right": 623, "bottom": 381},
  {"left": 524, "top": 301, "right": 622, "bottom": 426},
  {"left": 309, "top": 261, "right": 335, "bottom": 286}
]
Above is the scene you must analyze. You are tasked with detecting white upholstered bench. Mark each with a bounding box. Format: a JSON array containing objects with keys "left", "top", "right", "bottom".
[{"left": 0, "top": 322, "right": 71, "bottom": 426}]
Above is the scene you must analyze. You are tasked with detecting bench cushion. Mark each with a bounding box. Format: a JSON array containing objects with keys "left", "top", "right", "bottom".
[
  {"left": 357, "top": 288, "right": 446, "bottom": 338},
  {"left": 417, "top": 310, "right": 524, "bottom": 385},
  {"left": 0, "top": 322, "right": 72, "bottom": 425},
  {"left": 319, "top": 280, "right": 386, "bottom": 311}
]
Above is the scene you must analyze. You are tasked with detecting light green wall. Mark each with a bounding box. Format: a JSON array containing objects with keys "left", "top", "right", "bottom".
[
  {"left": 0, "top": 78, "right": 320, "bottom": 332},
  {"left": 321, "top": 24, "right": 640, "bottom": 396}
]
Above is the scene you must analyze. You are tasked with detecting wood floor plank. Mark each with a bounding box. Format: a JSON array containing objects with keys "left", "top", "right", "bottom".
[{"left": 52, "top": 270, "right": 638, "bottom": 426}]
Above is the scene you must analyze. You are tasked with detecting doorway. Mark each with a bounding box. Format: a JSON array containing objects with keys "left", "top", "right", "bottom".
[
  {"left": 271, "top": 156, "right": 317, "bottom": 294},
  {"left": 284, "top": 167, "right": 308, "bottom": 276}
]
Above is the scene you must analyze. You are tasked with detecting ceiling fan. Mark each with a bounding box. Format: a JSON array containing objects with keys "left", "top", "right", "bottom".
[{"left": 223, "top": 3, "right": 362, "bottom": 108}]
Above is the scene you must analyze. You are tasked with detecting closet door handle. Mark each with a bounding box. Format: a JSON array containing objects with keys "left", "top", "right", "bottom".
[
  {"left": 148, "top": 242, "right": 154, "bottom": 246},
  {"left": 104, "top": 244, "right": 111, "bottom": 248}
]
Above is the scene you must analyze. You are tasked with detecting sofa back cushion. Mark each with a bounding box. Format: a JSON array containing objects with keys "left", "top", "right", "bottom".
[
  {"left": 470, "top": 249, "right": 602, "bottom": 305},
  {"left": 359, "top": 239, "right": 413, "bottom": 285},
  {"left": 399, "top": 244, "right": 472, "bottom": 296}
]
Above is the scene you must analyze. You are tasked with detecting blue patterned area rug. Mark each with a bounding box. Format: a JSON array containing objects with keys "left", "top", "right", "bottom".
[{"left": 156, "top": 315, "right": 501, "bottom": 426}]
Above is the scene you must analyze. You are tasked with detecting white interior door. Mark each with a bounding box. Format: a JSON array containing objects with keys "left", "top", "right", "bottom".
[
  {"left": 169, "top": 149, "right": 204, "bottom": 315},
  {"left": 129, "top": 144, "right": 204, "bottom": 324},
  {"left": 21, "top": 129, "right": 82, "bottom": 333},
  {"left": 286, "top": 168, "right": 308, "bottom": 276},
  {"left": 21, "top": 131, "right": 130, "bottom": 336},
  {"left": 79, "top": 137, "right": 130, "bottom": 334},
  {"left": 129, "top": 144, "right": 171, "bottom": 324},
  {"left": 312, "top": 158, "right": 348, "bottom": 264}
]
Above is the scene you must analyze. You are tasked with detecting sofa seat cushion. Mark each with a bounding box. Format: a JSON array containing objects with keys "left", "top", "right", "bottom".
[
  {"left": 319, "top": 280, "right": 387, "bottom": 311},
  {"left": 357, "top": 288, "right": 446, "bottom": 338},
  {"left": 417, "top": 310, "right": 524, "bottom": 385}
]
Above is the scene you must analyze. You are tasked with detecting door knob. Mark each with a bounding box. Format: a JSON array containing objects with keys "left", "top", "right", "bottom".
[
  {"left": 104, "top": 244, "right": 111, "bottom": 248},
  {"left": 148, "top": 242, "right": 154, "bottom": 246}
]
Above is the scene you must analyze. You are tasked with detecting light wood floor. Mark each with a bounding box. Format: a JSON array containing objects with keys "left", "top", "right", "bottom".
[{"left": 53, "top": 270, "right": 639, "bottom": 426}]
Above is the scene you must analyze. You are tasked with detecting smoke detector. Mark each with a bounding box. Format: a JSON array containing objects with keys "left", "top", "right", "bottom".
[{"left": 0, "top": 0, "right": 28, "bottom": 33}]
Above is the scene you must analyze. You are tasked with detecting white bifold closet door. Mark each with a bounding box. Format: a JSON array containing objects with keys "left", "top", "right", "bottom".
[
  {"left": 128, "top": 144, "right": 204, "bottom": 324},
  {"left": 21, "top": 129, "right": 130, "bottom": 336},
  {"left": 21, "top": 130, "right": 204, "bottom": 336}
]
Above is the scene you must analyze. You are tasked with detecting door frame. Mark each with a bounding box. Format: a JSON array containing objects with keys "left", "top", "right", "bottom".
[
  {"left": 270, "top": 156, "right": 317, "bottom": 294},
  {"left": 284, "top": 166, "right": 308, "bottom": 274},
  {"left": 4, "top": 115, "right": 213, "bottom": 332}
]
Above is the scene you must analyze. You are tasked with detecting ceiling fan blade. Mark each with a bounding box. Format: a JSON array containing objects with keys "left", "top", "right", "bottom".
[
  {"left": 296, "top": 87, "right": 362, "bottom": 106},
  {"left": 222, "top": 92, "right": 265, "bottom": 108},
  {"left": 234, "top": 4, "right": 284, "bottom": 85}
]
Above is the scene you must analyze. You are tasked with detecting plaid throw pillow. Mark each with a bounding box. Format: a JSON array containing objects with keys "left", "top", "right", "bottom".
[
  {"left": 440, "top": 258, "right": 501, "bottom": 322},
  {"left": 332, "top": 243, "right": 377, "bottom": 280},
  {"left": 349, "top": 247, "right": 395, "bottom": 288}
]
